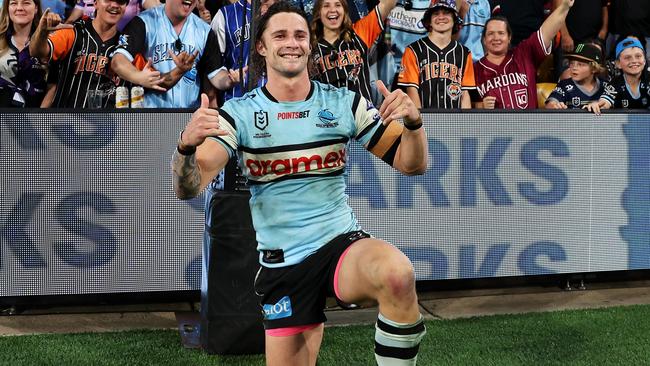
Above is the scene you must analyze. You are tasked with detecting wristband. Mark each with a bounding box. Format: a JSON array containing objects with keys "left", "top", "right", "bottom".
[
  {"left": 404, "top": 117, "right": 423, "bottom": 130},
  {"left": 177, "top": 130, "right": 196, "bottom": 156}
]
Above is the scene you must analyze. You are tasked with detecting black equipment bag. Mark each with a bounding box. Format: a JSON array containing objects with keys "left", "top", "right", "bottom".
[{"left": 200, "top": 189, "right": 265, "bottom": 355}]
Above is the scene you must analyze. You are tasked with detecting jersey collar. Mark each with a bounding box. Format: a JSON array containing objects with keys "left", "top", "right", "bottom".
[{"left": 261, "top": 81, "right": 315, "bottom": 103}]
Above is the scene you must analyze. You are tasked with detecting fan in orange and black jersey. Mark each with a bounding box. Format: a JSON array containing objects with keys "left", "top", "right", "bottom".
[{"left": 310, "top": 0, "right": 396, "bottom": 102}]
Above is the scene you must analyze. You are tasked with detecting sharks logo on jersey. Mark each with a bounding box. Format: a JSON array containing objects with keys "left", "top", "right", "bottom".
[{"left": 316, "top": 109, "right": 338, "bottom": 128}]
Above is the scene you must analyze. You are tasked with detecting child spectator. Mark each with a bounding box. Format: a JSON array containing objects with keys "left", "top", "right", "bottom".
[
  {"left": 546, "top": 43, "right": 605, "bottom": 109},
  {"left": 586, "top": 36, "right": 649, "bottom": 114}
]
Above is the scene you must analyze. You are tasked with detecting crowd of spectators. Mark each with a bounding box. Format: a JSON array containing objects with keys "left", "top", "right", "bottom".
[{"left": 0, "top": 0, "right": 648, "bottom": 111}]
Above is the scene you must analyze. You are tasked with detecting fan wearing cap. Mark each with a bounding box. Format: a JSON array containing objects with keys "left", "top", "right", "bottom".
[
  {"left": 65, "top": 0, "right": 160, "bottom": 32},
  {"left": 310, "top": 0, "right": 397, "bottom": 102},
  {"left": 398, "top": 0, "right": 476, "bottom": 109},
  {"left": 29, "top": 0, "right": 130, "bottom": 108},
  {"left": 473, "top": 0, "right": 574, "bottom": 109},
  {"left": 585, "top": 36, "right": 649, "bottom": 115},
  {"left": 545, "top": 43, "right": 605, "bottom": 109}
]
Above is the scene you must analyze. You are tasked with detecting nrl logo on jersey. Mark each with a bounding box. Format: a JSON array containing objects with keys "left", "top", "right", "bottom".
[
  {"left": 255, "top": 111, "right": 269, "bottom": 130},
  {"left": 316, "top": 109, "right": 338, "bottom": 128},
  {"left": 572, "top": 96, "right": 581, "bottom": 107},
  {"left": 254, "top": 110, "right": 271, "bottom": 138}
]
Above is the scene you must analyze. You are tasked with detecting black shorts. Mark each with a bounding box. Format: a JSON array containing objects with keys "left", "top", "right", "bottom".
[{"left": 254, "top": 230, "right": 370, "bottom": 330}]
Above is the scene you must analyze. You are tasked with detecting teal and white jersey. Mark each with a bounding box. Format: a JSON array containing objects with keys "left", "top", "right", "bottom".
[
  {"left": 212, "top": 81, "right": 403, "bottom": 267},
  {"left": 114, "top": 5, "right": 223, "bottom": 108}
]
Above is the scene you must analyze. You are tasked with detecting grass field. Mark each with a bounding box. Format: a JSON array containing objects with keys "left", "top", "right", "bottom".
[{"left": 2, "top": 304, "right": 649, "bottom": 366}]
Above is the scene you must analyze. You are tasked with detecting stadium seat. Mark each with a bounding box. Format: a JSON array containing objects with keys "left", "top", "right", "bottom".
[{"left": 537, "top": 82, "right": 557, "bottom": 109}]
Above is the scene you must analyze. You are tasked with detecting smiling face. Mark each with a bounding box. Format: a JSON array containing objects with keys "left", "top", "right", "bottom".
[
  {"left": 616, "top": 47, "right": 646, "bottom": 77},
  {"left": 167, "top": 0, "right": 196, "bottom": 22},
  {"left": 257, "top": 11, "right": 311, "bottom": 79},
  {"left": 319, "top": 0, "right": 345, "bottom": 32},
  {"left": 428, "top": 8, "right": 454, "bottom": 34},
  {"left": 95, "top": 0, "right": 126, "bottom": 26},
  {"left": 7, "top": 0, "right": 38, "bottom": 28},
  {"left": 483, "top": 19, "right": 511, "bottom": 57}
]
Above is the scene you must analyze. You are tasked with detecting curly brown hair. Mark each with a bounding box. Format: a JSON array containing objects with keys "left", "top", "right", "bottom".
[
  {"left": 310, "top": 0, "right": 354, "bottom": 48},
  {"left": 249, "top": 1, "right": 316, "bottom": 86}
]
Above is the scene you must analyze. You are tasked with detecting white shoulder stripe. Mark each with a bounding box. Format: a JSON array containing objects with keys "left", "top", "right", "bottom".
[{"left": 353, "top": 95, "right": 381, "bottom": 141}]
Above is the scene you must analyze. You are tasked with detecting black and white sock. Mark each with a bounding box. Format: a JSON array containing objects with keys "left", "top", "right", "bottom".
[{"left": 374, "top": 313, "right": 426, "bottom": 365}]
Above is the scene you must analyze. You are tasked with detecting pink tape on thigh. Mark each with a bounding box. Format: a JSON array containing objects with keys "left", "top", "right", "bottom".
[
  {"left": 333, "top": 244, "right": 355, "bottom": 301},
  {"left": 265, "top": 323, "right": 321, "bottom": 337}
]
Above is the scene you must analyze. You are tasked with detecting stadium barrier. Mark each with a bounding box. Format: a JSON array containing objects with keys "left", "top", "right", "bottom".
[{"left": 1, "top": 110, "right": 649, "bottom": 298}]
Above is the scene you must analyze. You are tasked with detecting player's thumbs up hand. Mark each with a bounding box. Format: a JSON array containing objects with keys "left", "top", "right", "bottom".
[
  {"left": 181, "top": 94, "right": 226, "bottom": 149},
  {"left": 200, "top": 93, "right": 210, "bottom": 108},
  {"left": 376, "top": 79, "right": 390, "bottom": 98},
  {"left": 376, "top": 80, "right": 420, "bottom": 127}
]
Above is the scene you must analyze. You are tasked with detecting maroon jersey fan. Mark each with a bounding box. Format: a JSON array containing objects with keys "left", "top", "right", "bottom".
[{"left": 474, "top": 29, "right": 550, "bottom": 109}]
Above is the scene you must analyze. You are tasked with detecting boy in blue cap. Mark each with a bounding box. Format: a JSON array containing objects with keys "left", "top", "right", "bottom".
[{"left": 586, "top": 36, "right": 649, "bottom": 114}]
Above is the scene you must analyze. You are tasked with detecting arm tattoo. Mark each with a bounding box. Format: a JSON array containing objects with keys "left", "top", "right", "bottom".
[
  {"left": 160, "top": 68, "right": 184, "bottom": 89},
  {"left": 162, "top": 73, "right": 174, "bottom": 84},
  {"left": 171, "top": 149, "right": 202, "bottom": 199}
]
